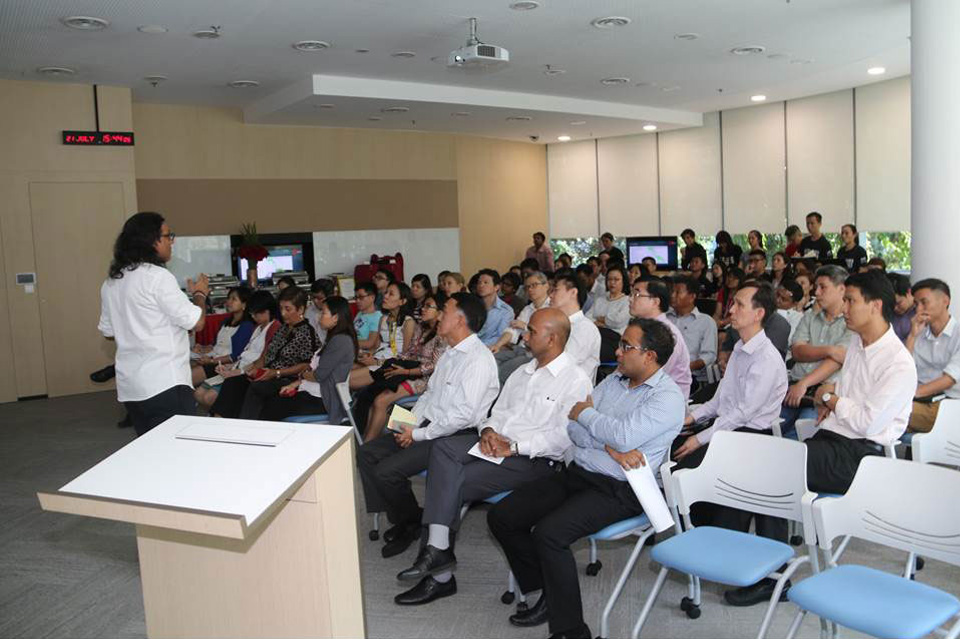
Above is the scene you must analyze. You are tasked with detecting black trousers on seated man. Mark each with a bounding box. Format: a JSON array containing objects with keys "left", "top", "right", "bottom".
[
  {"left": 804, "top": 428, "right": 882, "bottom": 494},
  {"left": 672, "top": 426, "right": 787, "bottom": 544},
  {"left": 488, "top": 463, "right": 643, "bottom": 636},
  {"left": 423, "top": 433, "right": 559, "bottom": 531}
]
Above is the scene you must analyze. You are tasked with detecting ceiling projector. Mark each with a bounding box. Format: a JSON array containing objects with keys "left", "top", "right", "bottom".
[{"left": 448, "top": 18, "right": 509, "bottom": 70}]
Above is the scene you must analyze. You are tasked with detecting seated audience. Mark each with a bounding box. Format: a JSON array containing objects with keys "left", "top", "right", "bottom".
[
  {"left": 586, "top": 264, "right": 631, "bottom": 335},
  {"left": 550, "top": 272, "right": 601, "bottom": 382},
  {"left": 258, "top": 296, "right": 358, "bottom": 422},
  {"left": 555, "top": 253, "right": 573, "bottom": 271},
  {"left": 491, "top": 271, "right": 551, "bottom": 384},
  {"left": 795, "top": 271, "right": 815, "bottom": 310},
  {"left": 799, "top": 211, "right": 833, "bottom": 261},
  {"left": 394, "top": 308, "right": 592, "bottom": 606},
  {"left": 770, "top": 251, "right": 791, "bottom": 289},
  {"left": 190, "top": 286, "right": 254, "bottom": 386},
  {"left": 713, "top": 230, "right": 743, "bottom": 269},
  {"left": 410, "top": 273, "right": 433, "bottom": 322},
  {"left": 906, "top": 279, "right": 960, "bottom": 433},
  {"left": 372, "top": 268, "right": 396, "bottom": 309},
  {"left": 864, "top": 256, "right": 887, "bottom": 272},
  {"left": 357, "top": 293, "right": 498, "bottom": 558},
  {"left": 837, "top": 224, "right": 868, "bottom": 273},
  {"left": 305, "top": 278, "right": 334, "bottom": 343},
  {"left": 674, "top": 280, "right": 789, "bottom": 607},
  {"left": 687, "top": 254, "right": 713, "bottom": 296},
  {"left": 600, "top": 232, "right": 625, "bottom": 265},
  {"left": 784, "top": 224, "right": 803, "bottom": 258},
  {"left": 475, "top": 269, "right": 515, "bottom": 346},
  {"left": 640, "top": 256, "right": 659, "bottom": 278},
  {"left": 720, "top": 304, "right": 791, "bottom": 362},
  {"left": 353, "top": 291, "right": 448, "bottom": 441},
  {"left": 627, "top": 262, "right": 643, "bottom": 285},
  {"left": 714, "top": 266, "right": 744, "bottom": 326},
  {"left": 775, "top": 279, "right": 805, "bottom": 341},
  {"left": 780, "top": 265, "right": 851, "bottom": 437},
  {"left": 667, "top": 276, "right": 718, "bottom": 391},
  {"left": 467, "top": 272, "right": 481, "bottom": 295},
  {"left": 195, "top": 290, "right": 279, "bottom": 411},
  {"left": 744, "top": 249, "right": 768, "bottom": 281},
  {"left": 440, "top": 271, "right": 467, "bottom": 296},
  {"left": 630, "top": 278, "right": 692, "bottom": 399},
  {"left": 353, "top": 282, "right": 383, "bottom": 349},
  {"left": 525, "top": 231, "right": 555, "bottom": 273},
  {"left": 575, "top": 264, "right": 599, "bottom": 314},
  {"left": 740, "top": 230, "right": 765, "bottom": 271},
  {"left": 709, "top": 261, "right": 728, "bottom": 299},
  {"left": 276, "top": 275, "right": 297, "bottom": 291},
  {"left": 588, "top": 256, "right": 606, "bottom": 299},
  {"left": 353, "top": 282, "right": 417, "bottom": 378},
  {"left": 487, "top": 318, "right": 684, "bottom": 637},
  {"left": 212, "top": 286, "right": 317, "bottom": 418},
  {"left": 680, "top": 228, "right": 708, "bottom": 271},
  {"left": 889, "top": 273, "right": 916, "bottom": 342},
  {"left": 500, "top": 271, "right": 526, "bottom": 317}
]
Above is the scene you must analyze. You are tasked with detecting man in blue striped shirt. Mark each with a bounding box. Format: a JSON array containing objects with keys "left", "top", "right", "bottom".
[{"left": 487, "top": 318, "right": 686, "bottom": 639}]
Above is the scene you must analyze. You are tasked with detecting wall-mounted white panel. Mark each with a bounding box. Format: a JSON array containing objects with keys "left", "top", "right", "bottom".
[
  {"left": 313, "top": 228, "right": 460, "bottom": 282},
  {"left": 597, "top": 134, "right": 659, "bottom": 236},
  {"left": 168, "top": 235, "right": 232, "bottom": 287},
  {"left": 548, "top": 140, "right": 598, "bottom": 238},
  {"left": 856, "top": 76, "right": 911, "bottom": 231},
  {"left": 722, "top": 103, "right": 787, "bottom": 233},
  {"left": 658, "top": 112, "right": 722, "bottom": 236},
  {"left": 787, "top": 90, "right": 855, "bottom": 228}
]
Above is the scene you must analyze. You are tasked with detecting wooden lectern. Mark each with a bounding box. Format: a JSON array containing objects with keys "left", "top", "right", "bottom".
[{"left": 38, "top": 416, "right": 365, "bottom": 639}]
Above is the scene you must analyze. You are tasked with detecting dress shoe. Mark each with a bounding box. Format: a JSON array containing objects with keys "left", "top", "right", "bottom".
[
  {"left": 548, "top": 622, "right": 591, "bottom": 639},
  {"left": 723, "top": 578, "right": 790, "bottom": 607},
  {"left": 384, "top": 511, "right": 422, "bottom": 543},
  {"left": 394, "top": 575, "right": 457, "bottom": 605},
  {"left": 382, "top": 524, "right": 421, "bottom": 559},
  {"left": 396, "top": 544, "right": 456, "bottom": 582},
  {"left": 90, "top": 364, "right": 116, "bottom": 383},
  {"left": 509, "top": 594, "right": 548, "bottom": 627}
]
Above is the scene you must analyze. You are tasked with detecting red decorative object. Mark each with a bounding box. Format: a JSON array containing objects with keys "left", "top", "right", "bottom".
[
  {"left": 237, "top": 244, "right": 269, "bottom": 262},
  {"left": 354, "top": 253, "right": 404, "bottom": 284}
]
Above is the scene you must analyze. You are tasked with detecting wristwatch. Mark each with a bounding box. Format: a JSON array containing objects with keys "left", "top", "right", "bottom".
[
  {"left": 510, "top": 441, "right": 520, "bottom": 456},
  {"left": 821, "top": 392, "right": 834, "bottom": 405}
]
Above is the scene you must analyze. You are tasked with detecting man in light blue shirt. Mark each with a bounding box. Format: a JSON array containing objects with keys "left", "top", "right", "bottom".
[
  {"left": 353, "top": 282, "right": 383, "bottom": 344},
  {"left": 475, "top": 268, "right": 515, "bottom": 346},
  {"left": 487, "top": 318, "right": 685, "bottom": 638}
]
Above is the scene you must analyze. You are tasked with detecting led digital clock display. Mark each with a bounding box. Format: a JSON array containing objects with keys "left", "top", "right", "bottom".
[{"left": 62, "top": 130, "right": 135, "bottom": 146}]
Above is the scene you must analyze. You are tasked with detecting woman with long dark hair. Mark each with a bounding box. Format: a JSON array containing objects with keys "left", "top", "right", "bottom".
[
  {"left": 770, "top": 251, "right": 792, "bottom": 289},
  {"left": 713, "top": 230, "right": 743, "bottom": 269},
  {"left": 410, "top": 273, "right": 433, "bottom": 322},
  {"left": 714, "top": 267, "right": 744, "bottom": 327},
  {"left": 351, "top": 282, "right": 416, "bottom": 385},
  {"left": 837, "top": 223, "right": 868, "bottom": 272},
  {"left": 740, "top": 230, "right": 765, "bottom": 270},
  {"left": 190, "top": 286, "right": 254, "bottom": 385}
]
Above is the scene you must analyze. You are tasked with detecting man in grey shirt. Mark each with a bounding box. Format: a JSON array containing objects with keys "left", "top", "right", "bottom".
[
  {"left": 667, "top": 275, "right": 718, "bottom": 388},
  {"left": 906, "top": 278, "right": 960, "bottom": 432}
]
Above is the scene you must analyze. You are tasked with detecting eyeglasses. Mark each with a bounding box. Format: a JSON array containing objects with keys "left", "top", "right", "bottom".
[
  {"left": 525, "top": 281, "right": 546, "bottom": 289},
  {"left": 355, "top": 293, "right": 371, "bottom": 300},
  {"left": 618, "top": 340, "right": 648, "bottom": 354},
  {"left": 160, "top": 232, "right": 176, "bottom": 240},
  {"left": 422, "top": 304, "right": 439, "bottom": 311},
  {"left": 631, "top": 291, "right": 655, "bottom": 300}
]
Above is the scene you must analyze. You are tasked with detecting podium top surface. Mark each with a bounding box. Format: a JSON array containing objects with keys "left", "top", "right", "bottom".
[{"left": 56, "top": 415, "right": 352, "bottom": 529}]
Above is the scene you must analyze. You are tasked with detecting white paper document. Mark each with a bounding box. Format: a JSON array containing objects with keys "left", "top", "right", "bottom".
[
  {"left": 624, "top": 464, "right": 675, "bottom": 533},
  {"left": 468, "top": 442, "right": 505, "bottom": 465}
]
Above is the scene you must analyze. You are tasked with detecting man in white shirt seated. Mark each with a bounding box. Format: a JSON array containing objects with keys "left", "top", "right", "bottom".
[
  {"left": 98, "top": 212, "right": 210, "bottom": 436},
  {"left": 905, "top": 278, "right": 960, "bottom": 433},
  {"left": 486, "top": 318, "right": 685, "bottom": 637},
  {"left": 357, "top": 293, "right": 499, "bottom": 559},
  {"left": 630, "top": 278, "right": 692, "bottom": 399},
  {"left": 490, "top": 271, "right": 551, "bottom": 384},
  {"left": 806, "top": 270, "right": 917, "bottom": 492},
  {"left": 550, "top": 272, "right": 601, "bottom": 383},
  {"left": 667, "top": 275, "right": 717, "bottom": 392},
  {"left": 394, "top": 308, "right": 592, "bottom": 606}
]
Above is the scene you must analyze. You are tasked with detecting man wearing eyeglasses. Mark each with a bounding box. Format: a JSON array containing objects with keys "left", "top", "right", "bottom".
[
  {"left": 490, "top": 271, "right": 551, "bottom": 384},
  {"left": 353, "top": 282, "right": 383, "bottom": 350},
  {"left": 629, "top": 279, "right": 692, "bottom": 400}
]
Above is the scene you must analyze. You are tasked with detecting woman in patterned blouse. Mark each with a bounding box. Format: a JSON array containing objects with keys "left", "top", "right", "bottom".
[
  {"left": 353, "top": 291, "right": 449, "bottom": 441},
  {"left": 212, "top": 286, "right": 317, "bottom": 418}
]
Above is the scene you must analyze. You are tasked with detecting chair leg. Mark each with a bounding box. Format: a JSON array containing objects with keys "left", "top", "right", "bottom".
[
  {"left": 587, "top": 537, "right": 602, "bottom": 576},
  {"left": 369, "top": 512, "right": 381, "bottom": 541},
  {"left": 500, "top": 570, "right": 516, "bottom": 605},
  {"left": 630, "top": 567, "right": 669, "bottom": 639},
  {"left": 784, "top": 610, "right": 806, "bottom": 639},
  {"left": 598, "top": 530, "right": 653, "bottom": 639},
  {"left": 755, "top": 575, "right": 789, "bottom": 639}
]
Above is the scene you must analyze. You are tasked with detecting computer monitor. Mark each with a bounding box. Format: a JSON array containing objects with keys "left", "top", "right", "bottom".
[
  {"left": 237, "top": 244, "right": 305, "bottom": 281},
  {"left": 626, "top": 236, "right": 679, "bottom": 270}
]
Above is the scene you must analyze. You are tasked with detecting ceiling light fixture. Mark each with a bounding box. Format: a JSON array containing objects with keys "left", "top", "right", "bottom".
[
  {"left": 315, "top": 103, "right": 335, "bottom": 109},
  {"left": 293, "top": 40, "right": 330, "bottom": 51},
  {"left": 767, "top": 53, "right": 789, "bottom": 60},
  {"left": 506, "top": 115, "right": 532, "bottom": 122},
  {"left": 674, "top": 33, "right": 699, "bottom": 41},
  {"left": 867, "top": 66, "right": 886, "bottom": 76},
  {"left": 193, "top": 26, "right": 222, "bottom": 39},
  {"left": 600, "top": 77, "right": 630, "bottom": 85},
  {"left": 144, "top": 75, "right": 168, "bottom": 87},
  {"left": 660, "top": 85, "right": 681, "bottom": 92},
  {"left": 509, "top": 1, "right": 540, "bottom": 9},
  {"left": 391, "top": 51, "right": 416, "bottom": 58},
  {"left": 790, "top": 58, "right": 813, "bottom": 65},
  {"left": 569, "top": 121, "right": 586, "bottom": 126},
  {"left": 591, "top": 16, "right": 631, "bottom": 29},
  {"left": 228, "top": 80, "right": 259, "bottom": 88},
  {"left": 452, "top": 111, "right": 471, "bottom": 117},
  {"left": 368, "top": 116, "right": 382, "bottom": 121},
  {"left": 543, "top": 65, "right": 566, "bottom": 76},
  {"left": 36, "top": 66, "right": 76, "bottom": 77},
  {"left": 643, "top": 124, "right": 657, "bottom": 131},
  {"left": 137, "top": 25, "right": 168, "bottom": 34},
  {"left": 355, "top": 48, "right": 370, "bottom": 53},
  {"left": 751, "top": 94, "right": 767, "bottom": 102},
  {"left": 557, "top": 135, "right": 572, "bottom": 142},
  {"left": 381, "top": 106, "right": 410, "bottom": 113},
  {"left": 730, "top": 45, "right": 766, "bottom": 56},
  {"left": 61, "top": 16, "right": 109, "bottom": 30}
]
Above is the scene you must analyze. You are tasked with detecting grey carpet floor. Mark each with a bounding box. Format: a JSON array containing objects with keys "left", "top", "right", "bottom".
[{"left": 1, "top": 391, "right": 953, "bottom": 638}]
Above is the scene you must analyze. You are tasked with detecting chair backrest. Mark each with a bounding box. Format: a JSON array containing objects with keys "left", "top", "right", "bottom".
[
  {"left": 335, "top": 381, "right": 362, "bottom": 445},
  {"left": 913, "top": 399, "right": 960, "bottom": 467},
  {"left": 673, "top": 431, "right": 816, "bottom": 542},
  {"left": 813, "top": 456, "right": 960, "bottom": 569}
]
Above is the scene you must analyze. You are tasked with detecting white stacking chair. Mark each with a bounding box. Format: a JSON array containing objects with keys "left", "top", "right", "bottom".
[
  {"left": 785, "top": 457, "right": 960, "bottom": 639},
  {"left": 912, "top": 399, "right": 960, "bottom": 467},
  {"left": 630, "top": 431, "right": 818, "bottom": 639}
]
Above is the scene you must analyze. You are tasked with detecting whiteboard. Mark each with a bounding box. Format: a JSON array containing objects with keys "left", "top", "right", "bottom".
[
  {"left": 313, "top": 228, "right": 460, "bottom": 283},
  {"left": 168, "top": 234, "right": 233, "bottom": 287}
]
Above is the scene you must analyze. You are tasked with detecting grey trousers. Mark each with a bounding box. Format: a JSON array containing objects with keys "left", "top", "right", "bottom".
[
  {"left": 495, "top": 346, "right": 533, "bottom": 385},
  {"left": 422, "top": 432, "right": 560, "bottom": 530}
]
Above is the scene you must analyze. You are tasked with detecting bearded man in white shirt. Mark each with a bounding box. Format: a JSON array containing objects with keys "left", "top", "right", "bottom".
[{"left": 98, "top": 212, "right": 210, "bottom": 436}]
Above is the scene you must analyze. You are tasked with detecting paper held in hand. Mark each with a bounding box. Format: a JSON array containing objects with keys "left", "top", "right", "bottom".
[
  {"left": 467, "top": 442, "right": 505, "bottom": 465},
  {"left": 386, "top": 405, "right": 418, "bottom": 433},
  {"left": 624, "top": 464, "right": 675, "bottom": 533}
]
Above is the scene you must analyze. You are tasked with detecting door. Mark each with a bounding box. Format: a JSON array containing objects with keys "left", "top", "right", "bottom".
[{"left": 29, "top": 182, "right": 124, "bottom": 397}]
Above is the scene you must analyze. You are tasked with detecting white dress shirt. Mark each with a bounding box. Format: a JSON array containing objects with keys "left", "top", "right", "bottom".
[
  {"left": 586, "top": 294, "right": 632, "bottom": 334},
  {"left": 566, "top": 310, "right": 602, "bottom": 382},
  {"left": 821, "top": 327, "right": 918, "bottom": 446},
  {"left": 411, "top": 333, "right": 499, "bottom": 441},
  {"left": 98, "top": 264, "right": 201, "bottom": 402},
  {"left": 655, "top": 313, "right": 692, "bottom": 400},
  {"left": 913, "top": 316, "right": 960, "bottom": 398},
  {"left": 481, "top": 351, "right": 592, "bottom": 460},
  {"left": 504, "top": 297, "right": 550, "bottom": 344},
  {"left": 691, "top": 330, "right": 788, "bottom": 444}
]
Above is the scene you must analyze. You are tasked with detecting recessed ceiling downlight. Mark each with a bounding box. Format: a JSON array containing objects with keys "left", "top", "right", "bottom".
[
  {"left": 601, "top": 77, "right": 630, "bottom": 86},
  {"left": 37, "top": 66, "right": 76, "bottom": 77},
  {"left": 569, "top": 121, "right": 587, "bottom": 126},
  {"left": 391, "top": 51, "right": 416, "bottom": 58},
  {"left": 61, "top": 16, "right": 109, "bottom": 30},
  {"left": 452, "top": 111, "right": 471, "bottom": 117},
  {"left": 381, "top": 106, "right": 410, "bottom": 113},
  {"left": 591, "top": 16, "right": 631, "bottom": 29},
  {"left": 193, "top": 27, "right": 222, "bottom": 39},
  {"left": 674, "top": 33, "right": 699, "bottom": 41},
  {"left": 543, "top": 65, "right": 566, "bottom": 76},
  {"left": 228, "top": 80, "right": 260, "bottom": 88},
  {"left": 506, "top": 115, "right": 533, "bottom": 122},
  {"left": 730, "top": 45, "right": 766, "bottom": 56},
  {"left": 643, "top": 124, "right": 657, "bottom": 131},
  {"left": 867, "top": 66, "right": 886, "bottom": 76},
  {"left": 137, "top": 25, "right": 168, "bottom": 34},
  {"left": 315, "top": 103, "right": 335, "bottom": 109},
  {"left": 509, "top": 1, "right": 540, "bottom": 10},
  {"left": 368, "top": 116, "right": 382, "bottom": 121},
  {"left": 144, "top": 75, "right": 168, "bottom": 86},
  {"left": 557, "top": 135, "right": 571, "bottom": 142},
  {"left": 751, "top": 94, "right": 767, "bottom": 102},
  {"left": 293, "top": 40, "right": 330, "bottom": 51}
]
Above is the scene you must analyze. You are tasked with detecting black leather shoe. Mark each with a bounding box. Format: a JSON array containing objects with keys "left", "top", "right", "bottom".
[
  {"left": 384, "top": 509, "right": 422, "bottom": 543},
  {"left": 394, "top": 575, "right": 457, "bottom": 605},
  {"left": 90, "top": 365, "right": 116, "bottom": 383},
  {"left": 117, "top": 413, "right": 133, "bottom": 429},
  {"left": 382, "top": 524, "right": 421, "bottom": 559},
  {"left": 509, "top": 594, "right": 548, "bottom": 627},
  {"left": 396, "top": 544, "right": 456, "bottom": 582},
  {"left": 724, "top": 578, "right": 790, "bottom": 607},
  {"left": 548, "top": 622, "right": 591, "bottom": 639}
]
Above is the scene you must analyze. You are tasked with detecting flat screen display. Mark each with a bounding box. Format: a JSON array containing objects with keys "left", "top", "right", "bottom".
[
  {"left": 626, "top": 236, "right": 679, "bottom": 270},
  {"left": 238, "top": 244, "right": 305, "bottom": 281}
]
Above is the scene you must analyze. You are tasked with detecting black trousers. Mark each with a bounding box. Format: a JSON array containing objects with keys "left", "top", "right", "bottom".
[
  {"left": 351, "top": 359, "right": 418, "bottom": 429},
  {"left": 125, "top": 385, "right": 196, "bottom": 436},
  {"left": 805, "top": 429, "right": 882, "bottom": 494},
  {"left": 488, "top": 464, "right": 643, "bottom": 636},
  {"left": 672, "top": 426, "right": 788, "bottom": 545},
  {"left": 210, "top": 375, "right": 249, "bottom": 418},
  {"left": 356, "top": 431, "right": 436, "bottom": 525},
  {"left": 259, "top": 393, "right": 326, "bottom": 422},
  {"left": 239, "top": 378, "right": 294, "bottom": 419}
]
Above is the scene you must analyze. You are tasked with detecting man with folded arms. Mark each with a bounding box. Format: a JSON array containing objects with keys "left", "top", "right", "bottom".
[
  {"left": 487, "top": 319, "right": 685, "bottom": 639},
  {"left": 394, "top": 307, "right": 592, "bottom": 606},
  {"left": 549, "top": 272, "right": 601, "bottom": 382},
  {"left": 629, "top": 278, "right": 692, "bottom": 400},
  {"left": 357, "top": 293, "right": 499, "bottom": 558}
]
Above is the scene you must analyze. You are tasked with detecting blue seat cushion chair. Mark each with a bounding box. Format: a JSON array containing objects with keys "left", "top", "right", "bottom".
[
  {"left": 282, "top": 414, "right": 329, "bottom": 423},
  {"left": 650, "top": 526, "right": 795, "bottom": 587},
  {"left": 590, "top": 514, "right": 651, "bottom": 540},
  {"left": 788, "top": 564, "right": 960, "bottom": 639}
]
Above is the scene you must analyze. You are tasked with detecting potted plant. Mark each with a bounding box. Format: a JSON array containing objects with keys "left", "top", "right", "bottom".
[{"left": 236, "top": 222, "right": 268, "bottom": 288}]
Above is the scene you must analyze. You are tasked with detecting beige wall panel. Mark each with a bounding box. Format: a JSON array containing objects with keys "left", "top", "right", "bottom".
[
  {"left": 597, "top": 134, "right": 659, "bottom": 237},
  {"left": 137, "top": 179, "right": 458, "bottom": 236},
  {"left": 722, "top": 102, "right": 787, "bottom": 233},
  {"left": 787, "top": 90, "right": 855, "bottom": 227},
  {"left": 548, "top": 140, "right": 598, "bottom": 239},
  {"left": 658, "top": 112, "right": 723, "bottom": 236},
  {"left": 0, "top": 216, "right": 16, "bottom": 402},
  {"left": 456, "top": 137, "right": 547, "bottom": 275},
  {"left": 856, "top": 76, "right": 911, "bottom": 231},
  {"left": 132, "top": 103, "right": 457, "bottom": 181}
]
